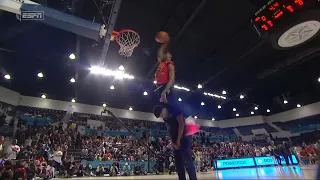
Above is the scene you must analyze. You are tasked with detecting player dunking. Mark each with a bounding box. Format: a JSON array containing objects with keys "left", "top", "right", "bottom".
[
  {"left": 153, "top": 32, "right": 197, "bottom": 180},
  {"left": 154, "top": 32, "right": 174, "bottom": 103}
]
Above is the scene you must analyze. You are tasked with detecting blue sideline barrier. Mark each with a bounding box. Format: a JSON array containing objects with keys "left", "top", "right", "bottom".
[
  {"left": 81, "top": 160, "right": 156, "bottom": 171},
  {"left": 215, "top": 155, "right": 298, "bottom": 169},
  {"left": 23, "top": 117, "right": 52, "bottom": 126}
]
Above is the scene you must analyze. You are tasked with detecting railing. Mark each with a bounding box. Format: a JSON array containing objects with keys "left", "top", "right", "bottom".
[
  {"left": 81, "top": 160, "right": 156, "bottom": 172},
  {"left": 85, "top": 128, "right": 167, "bottom": 137}
]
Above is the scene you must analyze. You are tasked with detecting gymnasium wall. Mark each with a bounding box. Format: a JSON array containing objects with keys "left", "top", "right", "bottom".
[{"left": 1, "top": 86, "right": 320, "bottom": 128}]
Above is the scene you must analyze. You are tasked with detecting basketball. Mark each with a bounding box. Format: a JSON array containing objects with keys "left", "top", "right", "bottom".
[{"left": 155, "top": 31, "right": 169, "bottom": 43}]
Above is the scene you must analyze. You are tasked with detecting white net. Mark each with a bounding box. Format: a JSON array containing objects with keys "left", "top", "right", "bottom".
[{"left": 115, "top": 30, "right": 140, "bottom": 57}]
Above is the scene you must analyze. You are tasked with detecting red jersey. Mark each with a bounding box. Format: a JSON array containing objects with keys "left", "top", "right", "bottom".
[{"left": 155, "top": 60, "right": 174, "bottom": 84}]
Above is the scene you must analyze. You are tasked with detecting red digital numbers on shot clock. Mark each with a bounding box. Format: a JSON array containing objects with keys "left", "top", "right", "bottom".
[{"left": 252, "top": 0, "right": 313, "bottom": 33}]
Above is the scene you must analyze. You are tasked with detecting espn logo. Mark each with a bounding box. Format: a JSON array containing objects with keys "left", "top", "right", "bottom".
[{"left": 20, "top": 11, "right": 44, "bottom": 20}]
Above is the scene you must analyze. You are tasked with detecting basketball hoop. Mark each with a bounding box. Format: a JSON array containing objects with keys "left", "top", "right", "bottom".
[{"left": 112, "top": 29, "right": 140, "bottom": 57}]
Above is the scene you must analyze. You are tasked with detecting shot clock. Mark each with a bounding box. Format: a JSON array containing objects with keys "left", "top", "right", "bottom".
[{"left": 251, "top": 0, "right": 320, "bottom": 49}]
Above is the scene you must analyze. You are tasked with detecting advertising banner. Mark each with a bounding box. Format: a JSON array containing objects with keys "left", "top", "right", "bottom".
[
  {"left": 254, "top": 156, "right": 276, "bottom": 166},
  {"left": 280, "top": 155, "right": 299, "bottom": 165},
  {"left": 216, "top": 158, "right": 255, "bottom": 169},
  {"left": 216, "top": 155, "right": 298, "bottom": 169}
]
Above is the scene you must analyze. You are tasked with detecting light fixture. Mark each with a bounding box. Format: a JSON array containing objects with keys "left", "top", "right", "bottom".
[
  {"left": 71, "top": 98, "right": 76, "bottom": 103},
  {"left": 4, "top": 74, "right": 10, "bottom": 80},
  {"left": 318, "top": 77, "right": 320, "bottom": 83},
  {"left": 173, "top": 85, "right": 190, "bottom": 92},
  {"left": 119, "top": 65, "right": 124, "bottom": 71},
  {"left": 284, "top": 100, "right": 288, "bottom": 104},
  {"left": 89, "top": 66, "right": 134, "bottom": 79},
  {"left": 103, "top": 103, "right": 107, "bottom": 107},
  {"left": 254, "top": 106, "right": 258, "bottom": 110},
  {"left": 218, "top": 105, "right": 222, "bottom": 109},
  {"left": 194, "top": 116, "right": 198, "bottom": 119},
  {"left": 89, "top": 66, "right": 134, "bottom": 80},
  {"left": 233, "top": 108, "right": 236, "bottom": 112},
  {"left": 143, "top": 91, "right": 148, "bottom": 96},
  {"left": 37, "top": 72, "right": 44, "bottom": 78},
  {"left": 203, "top": 92, "right": 227, "bottom": 100},
  {"left": 41, "top": 94, "right": 46, "bottom": 99},
  {"left": 222, "top": 90, "right": 227, "bottom": 95},
  {"left": 240, "top": 95, "right": 244, "bottom": 99},
  {"left": 178, "top": 98, "right": 182, "bottom": 102},
  {"left": 70, "top": 78, "right": 76, "bottom": 83},
  {"left": 267, "top": 109, "right": 270, "bottom": 113},
  {"left": 69, "top": 53, "right": 76, "bottom": 60},
  {"left": 197, "top": 84, "right": 202, "bottom": 89},
  {"left": 153, "top": 80, "right": 157, "bottom": 84},
  {"left": 129, "top": 107, "right": 133, "bottom": 111},
  {"left": 110, "top": 85, "right": 115, "bottom": 90},
  {"left": 251, "top": 111, "right": 254, "bottom": 115},
  {"left": 297, "top": 104, "right": 301, "bottom": 108},
  {"left": 212, "top": 118, "right": 215, "bottom": 121},
  {"left": 236, "top": 113, "right": 239, "bottom": 117},
  {"left": 201, "top": 102, "right": 205, "bottom": 106}
]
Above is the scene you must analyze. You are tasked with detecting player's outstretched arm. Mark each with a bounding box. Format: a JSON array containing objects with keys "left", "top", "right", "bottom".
[{"left": 157, "top": 41, "right": 170, "bottom": 61}]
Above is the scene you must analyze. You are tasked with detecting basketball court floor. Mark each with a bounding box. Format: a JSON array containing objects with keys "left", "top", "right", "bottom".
[{"left": 53, "top": 165, "right": 318, "bottom": 179}]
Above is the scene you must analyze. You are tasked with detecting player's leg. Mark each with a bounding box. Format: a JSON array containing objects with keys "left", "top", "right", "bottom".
[
  {"left": 180, "top": 136, "right": 197, "bottom": 180},
  {"left": 316, "top": 165, "right": 320, "bottom": 179},
  {"left": 173, "top": 149, "right": 187, "bottom": 180}
]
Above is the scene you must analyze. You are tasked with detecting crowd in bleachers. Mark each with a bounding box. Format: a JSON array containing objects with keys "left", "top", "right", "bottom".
[{"left": 1, "top": 103, "right": 320, "bottom": 179}]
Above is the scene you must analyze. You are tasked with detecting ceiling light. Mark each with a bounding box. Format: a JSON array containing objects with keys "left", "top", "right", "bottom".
[
  {"left": 178, "top": 98, "right": 182, "bottom": 102},
  {"left": 204, "top": 92, "right": 227, "bottom": 100},
  {"left": 284, "top": 100, "right": 288, "bottom": 104},
  {"left": 297, "top": 104, "right": 301, "bottom": 108},
  {"left": 71, "top": 98, "right": 76, "bottom": 103},
  {"left": 129, "top": 107, "right": 133, "bottom": 111},
  {"left": 89, "top": 66, "right": 134, "bottom": 80},
  {"left": 197, "top": 84, "right": 202, "bottom": 89},
  {"left": 119, "top": 65, "right": 124, "bottom": 71},
  {"left": 201, "top": 102, "right": 205, "bottom": 106},
  {"left": 41, "top": 94, "right": 46, "bottom": 99},
  {"left": 194, "top": 116, "right": 198, "bottom": 119},
  {"left": 103, "top": 103, "right": 107, "bottom": 107},
  {"left": 267, "top": 109, "right": 270, "bottom": 113},
  {"left": 251, "top": 111, "right": 254, "bottom": 115},
  {"left": 233, "top": 108, "right": 236, "bottom": 112},
  {"left": 240, "top": 95, "right": 244, "bottom": 99},
  {"left": 222, "top": 90, "right": 227, "bottom": 95},
  {"left": 4, "top": 74, "right": 10, "bottom": 80},
  {"left": 318, "top": 77, "right": 320, "bottom": 83},
  {"left": 110, "top": 85, "right": 115, "bottom": 90},
  {"left": 173, "top": 85, "right": 190, "bottom": 92},
  {"left": 69, "top": 53, "right": 76, "bottom": 60},
  {"left": 218, "top": 105, "right": 222, "bottom": 109},
  {"left": 254, "top": 106, "right": 258, "bottom": 110},
  {"left": 236, "top": 113, "right": 239, "bottom": 117},
  {"left": 153, "top": 80, "right": 157, "bottom": 84},
  {"left": 70, "top": 78, "right": 76, "bottom": 83},
  {"left": 37, "top": 72, "right": 44, "bottom": 78},
  {"left": 212, "top": 118, "right": 215, "bottom": 121},
  {"left": 143, "top": 91, "right": 148, "bottom": 96}
]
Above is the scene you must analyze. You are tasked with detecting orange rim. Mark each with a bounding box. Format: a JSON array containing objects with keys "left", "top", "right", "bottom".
[{"left": 112, "top": 29, "right": 140, "bottom": 43}]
